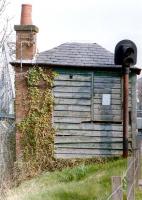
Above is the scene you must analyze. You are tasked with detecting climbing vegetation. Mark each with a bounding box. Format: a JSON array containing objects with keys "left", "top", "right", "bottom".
[{"left": 17, "top": 67, "right": 56, "bottom": 177}]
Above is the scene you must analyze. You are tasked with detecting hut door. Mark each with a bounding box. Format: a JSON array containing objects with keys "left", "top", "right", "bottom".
[{"left": 93, "top": 73, "right": 122, "bottom": 122}]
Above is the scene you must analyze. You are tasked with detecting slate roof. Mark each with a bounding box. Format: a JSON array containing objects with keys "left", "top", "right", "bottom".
[{"left": 36, "top": 42, "right": 114, "bottom": 66}]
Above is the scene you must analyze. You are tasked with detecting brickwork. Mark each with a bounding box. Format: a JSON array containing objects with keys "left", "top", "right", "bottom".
[
  {"left": 15, "top": 67, "right": 29, "bottom": 156},
  {"left": 15, "top": 29, "right": 38, "bottom": 60}
]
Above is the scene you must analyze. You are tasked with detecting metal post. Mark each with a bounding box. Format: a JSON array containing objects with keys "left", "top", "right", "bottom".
[{"left": 123, "top": 66, "right": 129, "bottom": 158}]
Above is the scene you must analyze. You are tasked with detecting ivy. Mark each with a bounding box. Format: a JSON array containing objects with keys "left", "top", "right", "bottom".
[{"left": 17, "top": 67, "right": 56, "bottom": 175}]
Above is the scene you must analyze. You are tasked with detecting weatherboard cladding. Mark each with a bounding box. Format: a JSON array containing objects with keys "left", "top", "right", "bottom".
[
  {"left": 36, "top": 43, "right": 114, "bottom": 66},
  {"left": 53, "top": 70, "right": 134, "bottom": 158}
]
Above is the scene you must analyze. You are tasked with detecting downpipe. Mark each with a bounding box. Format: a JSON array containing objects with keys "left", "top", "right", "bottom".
[{"left": 123, "top": 66, "right": 129, "bottom": 158}]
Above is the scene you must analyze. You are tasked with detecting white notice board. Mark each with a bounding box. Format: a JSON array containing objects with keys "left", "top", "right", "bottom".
[{"left": 102, "top": 94, "right": 111, "bottom": 105}]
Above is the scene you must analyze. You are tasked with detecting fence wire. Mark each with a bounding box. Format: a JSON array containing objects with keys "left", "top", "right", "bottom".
[{"left": 106, "top": 149, "right": 140, "bottom": 200}]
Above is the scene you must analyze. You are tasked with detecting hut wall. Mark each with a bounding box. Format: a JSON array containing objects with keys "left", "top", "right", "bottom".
[{"left": 53, "top": 69, "right": 134, "bottom": 158}]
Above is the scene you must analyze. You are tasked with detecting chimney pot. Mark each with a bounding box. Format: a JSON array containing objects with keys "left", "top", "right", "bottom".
[
  {"left": 15, "top": 4, "right": 38, "bottom": 60},
  {"left": 20, "top": 4, "right": 32, "bottom": 25}
]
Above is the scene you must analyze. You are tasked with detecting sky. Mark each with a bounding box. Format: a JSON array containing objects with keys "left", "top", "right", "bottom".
[{"left": 7, "top": 0, "right": 142, "bottom": 69}]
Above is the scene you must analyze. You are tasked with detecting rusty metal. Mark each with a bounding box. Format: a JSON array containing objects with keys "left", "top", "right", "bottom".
[{"left": 123, "top": 66, "right": 129, "bottom": 158}]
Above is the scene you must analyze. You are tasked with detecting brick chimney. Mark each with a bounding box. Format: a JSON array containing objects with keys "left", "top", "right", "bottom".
[
  {"left": 14, "top": 4, "right": 39, "bottom": 158},
  {"left": 14, "top": 4, "right": 39, "bottom": 60}
]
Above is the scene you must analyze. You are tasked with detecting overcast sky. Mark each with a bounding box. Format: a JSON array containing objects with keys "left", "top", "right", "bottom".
[{"left": 8, "top": 0, "right": 142, "bottom": 69}]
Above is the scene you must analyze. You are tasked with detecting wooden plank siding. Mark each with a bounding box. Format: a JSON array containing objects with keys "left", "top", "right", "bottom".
[{"left": 53, "top": 70, "right": 133, "bottom": 158}]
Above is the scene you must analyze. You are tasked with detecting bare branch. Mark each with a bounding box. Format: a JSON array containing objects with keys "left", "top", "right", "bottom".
[
  {"left": 0, "top": 0, "right": 15, "bottom": 59},
  {"left": 0, "top": 0, "right": 7, "bottom": 16}
]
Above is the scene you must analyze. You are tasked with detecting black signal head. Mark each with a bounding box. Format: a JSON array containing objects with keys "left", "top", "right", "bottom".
[{"left": 114, "top": 40, "right": 137, "bottom": 67}]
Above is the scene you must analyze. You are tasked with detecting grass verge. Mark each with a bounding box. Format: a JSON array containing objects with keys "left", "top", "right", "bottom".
[{"left": 5, "top": 158, "right": 142, "bottom": 200}]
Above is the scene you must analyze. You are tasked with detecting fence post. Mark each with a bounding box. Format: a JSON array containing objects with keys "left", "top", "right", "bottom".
[
  {"left": 127, "top": 157, "right": 135, "bottom": 200},
  {"left": 136, "top": 139, "right": 141, "bottom": 183},
  {"left": 111, "top": 176, "right": 123, "bottom": 200},
  {"left": 135, "top": 150, "right": 139, "bottom": 187}
]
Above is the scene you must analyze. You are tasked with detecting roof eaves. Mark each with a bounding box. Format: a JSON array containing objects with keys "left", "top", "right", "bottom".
[{"left": 10, "top": 61, "right": 141, "bottom": 75}]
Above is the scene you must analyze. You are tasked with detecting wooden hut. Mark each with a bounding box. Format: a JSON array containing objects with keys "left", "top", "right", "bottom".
[
  {"left": 13, "top": 5, "right": 141, "bottom": 160},
  {"left": 36, "top": 42, "right": 141, "bottom": 158}
]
